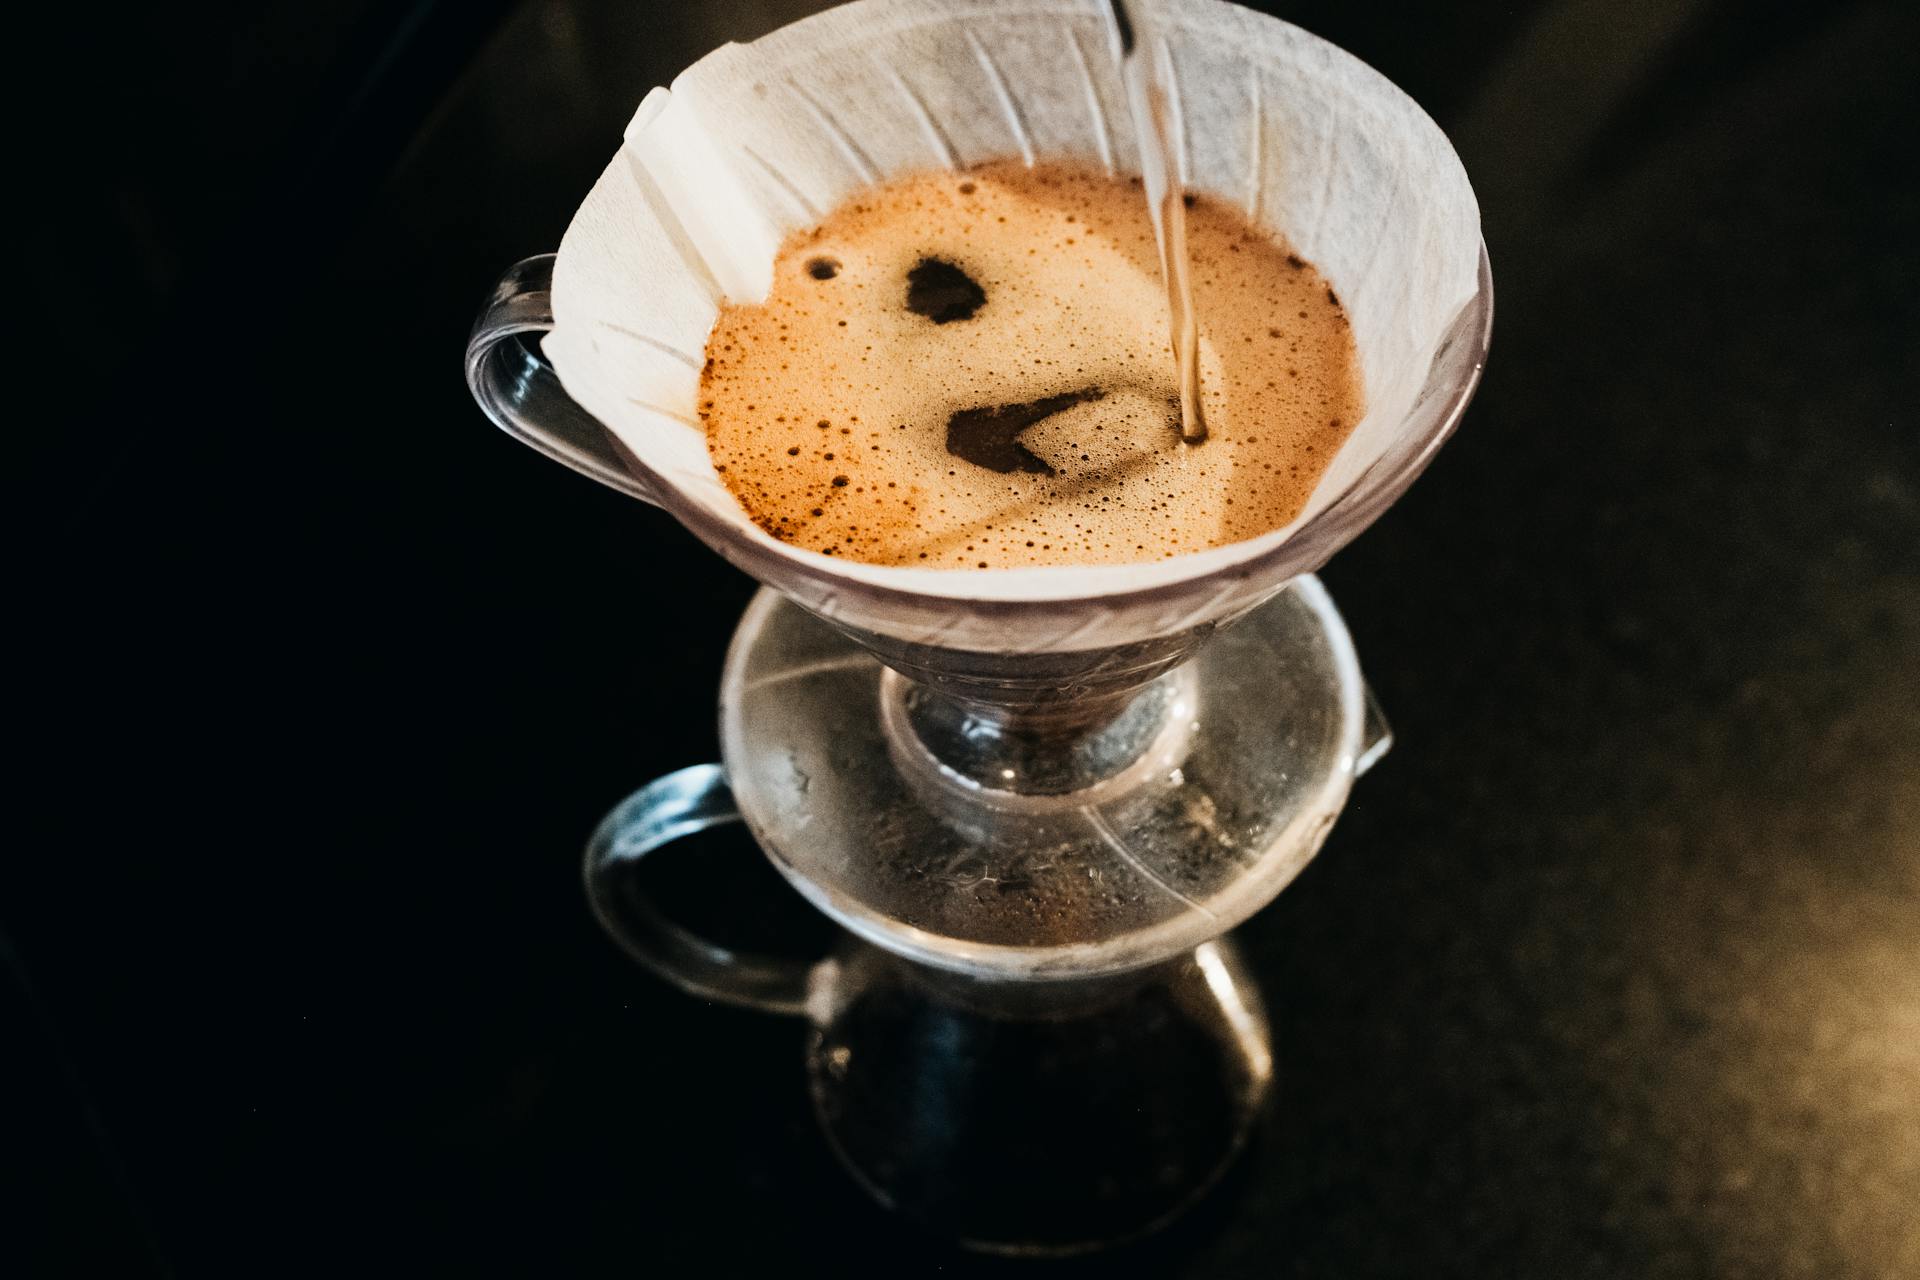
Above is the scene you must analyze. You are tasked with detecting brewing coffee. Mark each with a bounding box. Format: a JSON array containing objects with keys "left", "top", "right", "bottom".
[{"left": 700, "top": 161, "right": 1363, "bottom": 568}]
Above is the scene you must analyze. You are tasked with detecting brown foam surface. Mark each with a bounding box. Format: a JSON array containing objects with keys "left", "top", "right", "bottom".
[{"left": 699, "top": 162, "right": 1363, "bottom": 568}]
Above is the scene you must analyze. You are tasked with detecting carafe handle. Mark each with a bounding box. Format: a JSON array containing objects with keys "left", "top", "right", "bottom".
[
  {"left": 464, "top": 254, "right": 662, "bottom": 506},
  {"left": 583, "top": 764, "right": 817, "bottom": 1016}
]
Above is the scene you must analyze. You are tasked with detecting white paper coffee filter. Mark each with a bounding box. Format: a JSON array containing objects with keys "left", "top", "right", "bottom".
[{"left": 544, "top": 0, "right": 1480, "bottom": 604}]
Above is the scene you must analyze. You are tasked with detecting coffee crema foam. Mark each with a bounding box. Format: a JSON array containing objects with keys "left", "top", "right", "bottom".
[{"left": 699, "top": 162, "right": 1363, "bottom": 568}]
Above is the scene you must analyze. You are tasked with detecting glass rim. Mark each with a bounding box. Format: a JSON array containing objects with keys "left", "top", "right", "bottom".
[{"left": 719, "top": 575, "right": 1368, "bottom": 979}]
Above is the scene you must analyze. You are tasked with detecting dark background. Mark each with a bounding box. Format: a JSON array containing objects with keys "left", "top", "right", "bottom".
[{"left": 13, "top": 1, "right": 1917, "bottom": 1275}]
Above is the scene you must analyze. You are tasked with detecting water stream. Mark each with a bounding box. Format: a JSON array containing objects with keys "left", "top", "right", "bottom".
[{"left": 1106, "top": 0, "right": 1207, "bottom": 444}]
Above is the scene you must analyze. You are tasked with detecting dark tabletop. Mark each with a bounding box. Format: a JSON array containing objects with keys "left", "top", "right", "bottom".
[{"left": 14, "top": 1, "right": 1918, "bottom": 1276}]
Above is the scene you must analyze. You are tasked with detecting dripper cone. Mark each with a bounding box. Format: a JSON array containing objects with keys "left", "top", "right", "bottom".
[{"left": 535, "top": 0, "right": 1485, "bottom": 667}]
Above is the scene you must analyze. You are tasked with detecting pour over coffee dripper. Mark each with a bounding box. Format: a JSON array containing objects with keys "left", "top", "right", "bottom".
[{"left": 464, "top": 0, "right": 1489, "bottom": 1254}]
